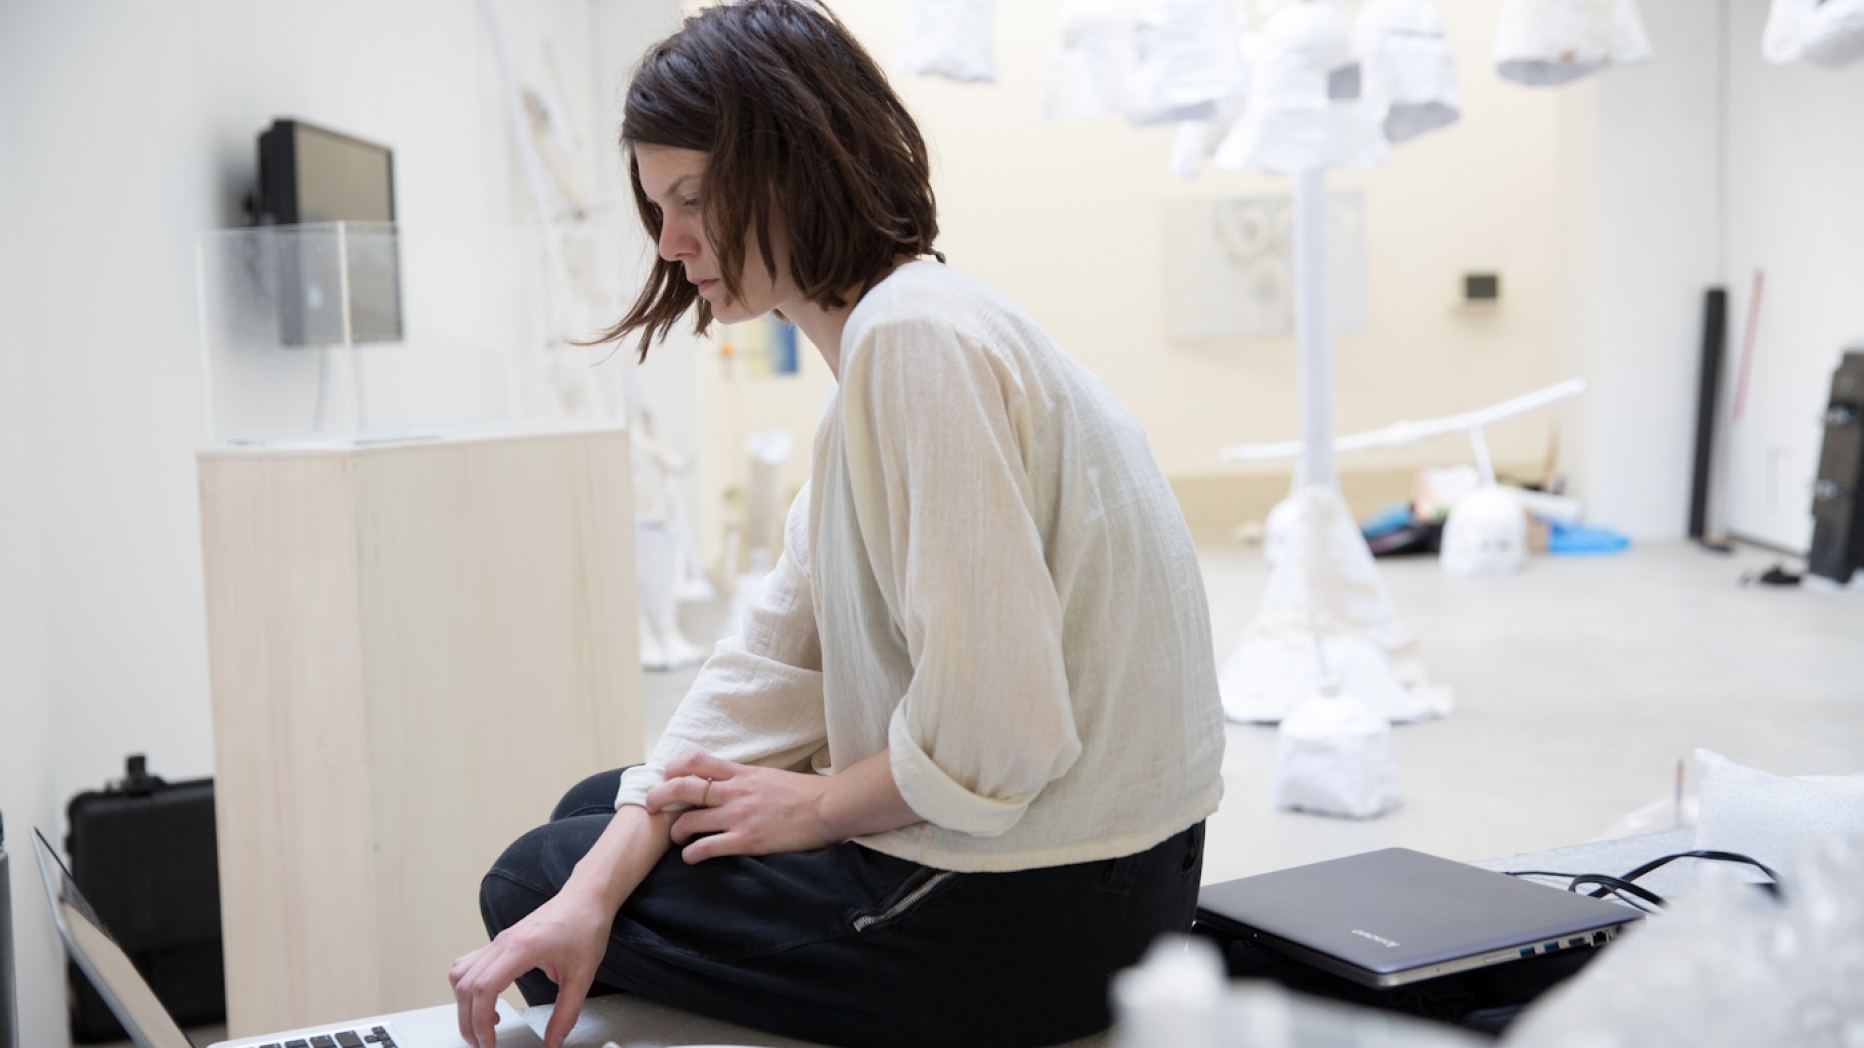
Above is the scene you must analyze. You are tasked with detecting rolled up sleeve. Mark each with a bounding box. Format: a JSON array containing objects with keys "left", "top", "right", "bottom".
[
  {"left": 615, "top": 487, "right": 828, "bottom": 811},
  {"left": 842, "top": 319, "right": 1083, "bottom": 836}
]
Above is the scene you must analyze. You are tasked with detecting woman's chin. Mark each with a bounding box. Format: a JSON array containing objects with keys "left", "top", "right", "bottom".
[{"left": 711, "top": 303, "right": 762, "bottom": 326}]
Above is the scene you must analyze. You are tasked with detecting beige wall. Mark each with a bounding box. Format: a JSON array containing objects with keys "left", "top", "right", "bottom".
[{"left": 685, "top": 0, "right": 1582, "bottom": 548}]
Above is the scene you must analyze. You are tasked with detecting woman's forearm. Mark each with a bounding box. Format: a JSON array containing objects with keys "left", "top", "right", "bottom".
[
  {"left": 817, "top": 747, "right": 923, "bottom": 841},
  {"left": 565, "top": 803, "right": 677, "bottom": 912}
]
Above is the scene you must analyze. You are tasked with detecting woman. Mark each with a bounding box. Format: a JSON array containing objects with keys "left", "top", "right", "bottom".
[{"left": 449, "top": 4, "right": 1224, "bottom": 1047}]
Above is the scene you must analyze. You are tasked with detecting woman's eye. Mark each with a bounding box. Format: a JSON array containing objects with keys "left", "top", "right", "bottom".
[{"left": 681, "top": 197, "right": 701, "bottom": 210}]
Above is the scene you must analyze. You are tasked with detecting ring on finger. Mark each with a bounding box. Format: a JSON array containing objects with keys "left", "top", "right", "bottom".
[{"left": 701, "top": 776, "right": 713, "bottom": 807}]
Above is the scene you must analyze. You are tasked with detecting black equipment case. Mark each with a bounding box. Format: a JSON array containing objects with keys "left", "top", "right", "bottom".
[
  {"left": 64, "top": 756, "right": 224, "bottom": 1042},
  {"left": 1810, "top": 350, "right": 1864, "bottom": 584}
]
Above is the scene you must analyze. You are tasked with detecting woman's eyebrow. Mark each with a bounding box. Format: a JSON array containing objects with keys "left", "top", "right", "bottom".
[{"left": 651, "top": 174, "right": 701, "bottom": 203}]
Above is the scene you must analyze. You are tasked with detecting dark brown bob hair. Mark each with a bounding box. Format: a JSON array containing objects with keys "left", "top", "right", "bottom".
[{"left": 597, "top": 0, "right": 940, "bottom": 361}]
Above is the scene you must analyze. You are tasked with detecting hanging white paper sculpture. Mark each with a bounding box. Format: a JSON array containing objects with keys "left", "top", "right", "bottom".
[
  {"left": 1212, "top": 1, "right": 1387, "bottom": 174},
  {"left": 1127, "top": 0, "right": 1249, "bottom": 125},
  {"left": 1168, "top": 95, "right": 1246, "bottom": 179},
  {"left": 1353, "top": 0, "right": 1461, "bottom": 143},
  {"left": 1494, "top": 0, "right": 1651, "bottom": 86},
  {"left": 1042, "top": 0, "right": 1137, "bottom": 121},
  {"left": 1764, "top": 0, "right": 1864, "bottom": 68},
  {"left": 1041, "top": 0, "right": 1246, "bottom": 126},
  {"left": 897, "top": 0, "right": 999, "bottom": 83}
]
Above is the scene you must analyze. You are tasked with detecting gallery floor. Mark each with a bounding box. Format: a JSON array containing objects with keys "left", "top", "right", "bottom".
[{"left": 645, "top": 540, "right": 1864, "bottom": 883}]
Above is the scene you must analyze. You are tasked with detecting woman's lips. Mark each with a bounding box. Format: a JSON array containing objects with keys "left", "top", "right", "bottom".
[{"left": 693, "top": 278, "right": 719, "bottom": 293}]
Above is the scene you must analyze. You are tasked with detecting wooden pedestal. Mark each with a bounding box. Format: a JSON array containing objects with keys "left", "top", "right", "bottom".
[{"left": 197, "top": 427, "right": 642, "bottom": 1037}]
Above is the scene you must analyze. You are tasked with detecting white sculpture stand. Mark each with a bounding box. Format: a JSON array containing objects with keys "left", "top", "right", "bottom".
[{"left": 1218, "top": 167, "right": 1453, "bottom": 725}]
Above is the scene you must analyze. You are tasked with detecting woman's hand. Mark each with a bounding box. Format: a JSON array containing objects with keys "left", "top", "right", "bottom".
[
  {"left": 646, "top": 753, "right": 839, "bottom": 862},
  {"left": 645, "top": 749, "right": 923, "bottom": 863},
  {"left": 450, "top": 805, "right": 673, "bottom": 1048},
  {"left": 449, "top": 884, "right": 610, "bottom": 1048}
]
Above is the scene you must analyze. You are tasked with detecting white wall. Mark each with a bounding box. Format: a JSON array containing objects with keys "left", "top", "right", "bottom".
[
  {"left": 0, "top": 35, "right": 65, "bottom": 1048},
  {"left": 1722, "top": 0, "right": 1864, "bottom": 551},
  {"left": 0, "top": 3, "right": 676, "bottom": 1043},
  {"left": 1555, "top": 0, "right": 1725, "bottom": 539}
]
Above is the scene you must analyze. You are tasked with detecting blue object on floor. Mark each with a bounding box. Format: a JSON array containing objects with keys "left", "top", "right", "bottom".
[
  {"left": 1361, "top": 503, "right": 1414, "bottom": 539},
  {"left": 1549, "top": 523, "right": 1631, "bottom": 555}
]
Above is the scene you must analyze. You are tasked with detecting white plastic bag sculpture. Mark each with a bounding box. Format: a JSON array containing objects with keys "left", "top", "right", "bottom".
[
  {"left": 1272, "top": 685, "right": 1403, "bottom": 819},
  {"left": 896, "top": 0, "right": 999, "bottom": 83},
  {"left": 1213, "top": 1, "right": 1387, "bottom": 173},
  {"left": 1504, "top": 837, "right": 1864, "bottom": 1047},
  {"left": 1494, "top": 0, "right": 1651, "bottom": 86},
  {"left": 1764, "top": 0, "right": 1864, "bottom": 68},
  {"left": 1220, "top": 486, "right": 1453, "bottom": 722},
  {"left": 1353, "top": 0, "right": 1461, "bottom": 143}
]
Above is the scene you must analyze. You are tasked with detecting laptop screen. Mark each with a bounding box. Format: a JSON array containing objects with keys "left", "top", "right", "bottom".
[{"left": 32, "top": 829, "right": 194, "bottom": 1048}]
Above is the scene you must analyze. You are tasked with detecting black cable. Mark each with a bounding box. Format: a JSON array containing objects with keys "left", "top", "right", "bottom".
[
  {"left": 1505, "top": 871, "right": 1660, "bottom": 913},
  {"left": 1567, "top": 874, "right": 1667, "bottom": 911},
  {"left": 1503, "top": 850, "right": 1780, "bottom": 912},
  {"left": 1613, "top": 849, "right": 1780, "bottom": 885}
]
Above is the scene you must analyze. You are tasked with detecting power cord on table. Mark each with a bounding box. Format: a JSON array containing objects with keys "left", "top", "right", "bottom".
[{"left": 1504, "top": 850, "right": 1781, "bottom": 913}]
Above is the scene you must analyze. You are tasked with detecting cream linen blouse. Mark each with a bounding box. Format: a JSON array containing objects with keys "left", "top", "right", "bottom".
[{"left": 616, "top": 261, "right": 1224, "bottom": 872}]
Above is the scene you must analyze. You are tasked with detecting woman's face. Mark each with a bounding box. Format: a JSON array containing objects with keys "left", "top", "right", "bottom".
[{"left": 635, "top": 144, "right": 791, "bottom": 325}]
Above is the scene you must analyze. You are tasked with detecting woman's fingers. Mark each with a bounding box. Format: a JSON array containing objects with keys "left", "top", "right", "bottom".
[
  {"left": 452, "top": 943, "right": 499, "bottom": 1045},
  {"left": 643, "top": 772, "right": 714, "bottom": 813},
  {"left": 542, "top": 969, "right": 594, "bottom": 1048},
  {"left": 679, "top": 826, "right": 751, "bottom": 864},
  {"left": 669, "top": 805, "right": 731, "bottom": 846},
  {"left": 665, "top": 751, "right": 741, "bottom": 783},
  {"left": 448, "top": 946, "right": 484, "bottom": 989},
  {"left": 452, "top": 943, "right": 501, "bottom": 1047}
]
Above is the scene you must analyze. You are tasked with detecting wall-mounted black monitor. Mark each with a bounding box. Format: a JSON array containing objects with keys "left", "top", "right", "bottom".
[
  {"left": 256, "top": 119, "right": 403, "bottom": 345},
  {"left": 258, "top": 119, "right": 395, "bottom": 225}
]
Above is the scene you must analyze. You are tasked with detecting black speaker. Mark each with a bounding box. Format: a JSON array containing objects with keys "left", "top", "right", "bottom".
[{"left": 1808, "top": 350, "right": 1864, "bottom": 583}]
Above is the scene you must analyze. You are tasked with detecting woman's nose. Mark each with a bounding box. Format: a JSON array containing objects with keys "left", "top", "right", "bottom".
[{"left": 659, "top": 216, "right": 696, "bottom": 261}]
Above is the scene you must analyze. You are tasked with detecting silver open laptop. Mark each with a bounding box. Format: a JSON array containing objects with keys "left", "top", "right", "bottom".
[
  {"left": 1195, "top": 847, "right": 1645, "bottom": 988},
  {"left": 32, "top": 828, "right": 542, "bottom": 1048}
]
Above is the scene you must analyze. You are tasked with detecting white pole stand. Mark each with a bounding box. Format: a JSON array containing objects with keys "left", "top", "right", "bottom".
[{"left": 1218, "top": 168, "right": 1452, "bottom": 723}]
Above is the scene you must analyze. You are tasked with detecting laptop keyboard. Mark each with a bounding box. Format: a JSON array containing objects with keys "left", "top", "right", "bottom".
[{"left": 254, "top": 1025, "right": 397, "bottom": 1048}]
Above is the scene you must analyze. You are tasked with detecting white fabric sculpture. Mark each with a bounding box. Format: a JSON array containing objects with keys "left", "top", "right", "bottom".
[
  {"left": 1220, "top": 486, "right": 1453, "bottom": 722},
  {"left": 1494, "top": 0, "right": 1651, "bottom": 86},
  {"left": 896, "top": 0, "right": 999, "bottom": 83},
  {"left": 1353, "top": 0, "right": 1461, "bottom": 143},
  {"left": 1272, "top": 684, "right": 1403, "bottom": 819},
  {"left": 1212, "top": 1, "right": 1387, "bottom": 174},
  {"left": 1764, "top": 0, "right": 1864, "bottom": 68},
  {"left": 1439, "top": 485, "right": 1529, "bottom": 577},
  {"left": 630, "top": 395, "right": 710, "bottom": 670}
]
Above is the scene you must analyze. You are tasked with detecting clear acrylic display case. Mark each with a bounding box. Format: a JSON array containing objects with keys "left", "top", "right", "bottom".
[{"left": 196, "top": 220, "right": 591, "bottom": 444}]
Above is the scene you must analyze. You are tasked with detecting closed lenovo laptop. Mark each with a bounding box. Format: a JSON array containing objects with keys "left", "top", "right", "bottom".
[{"left": 1195, "top": 848, "right": 1643, "bottom": 988}]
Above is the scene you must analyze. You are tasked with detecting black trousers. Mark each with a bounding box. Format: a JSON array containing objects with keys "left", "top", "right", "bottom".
[{"left": 480, "top": 769, "right": 1205, "bottom": 1048}]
